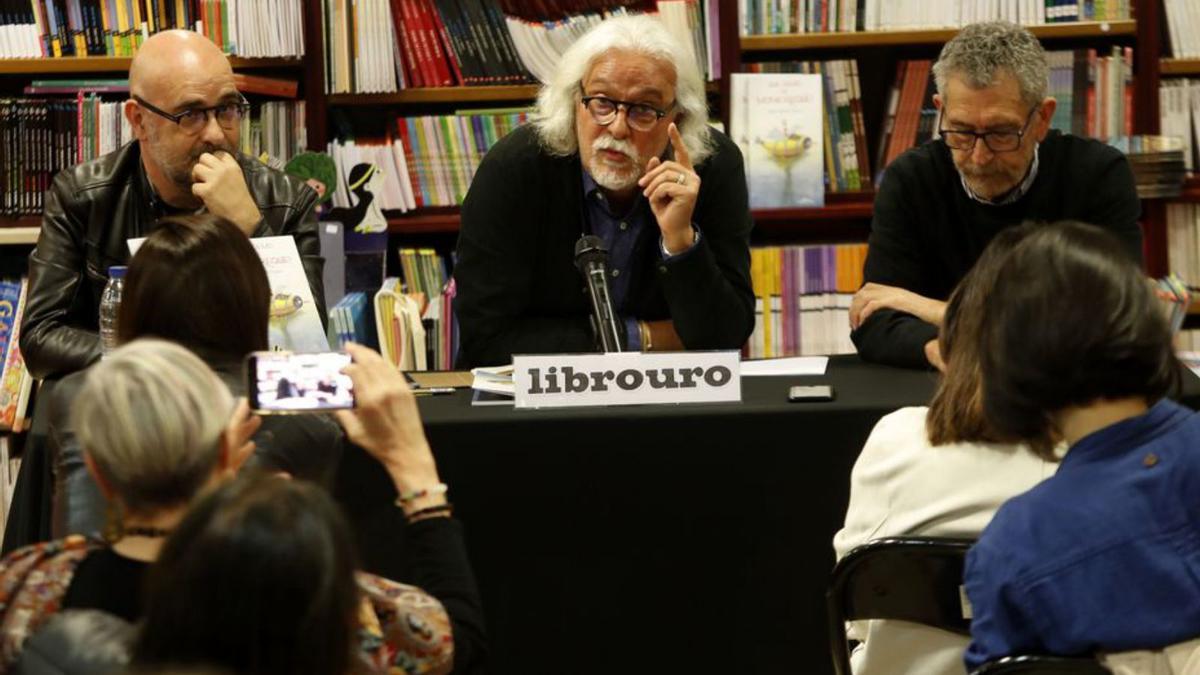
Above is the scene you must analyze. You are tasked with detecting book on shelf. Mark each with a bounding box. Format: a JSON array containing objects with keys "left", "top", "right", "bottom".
[
  {"left": 0, "top": 0, "right": 304, "bottom": 59},
  {"left": 0, "top": 277, "right": 32, "bottom": 432},
  {"left": 232, "top": 73, "right": 299, "bottom": 98},
  {"left": 398, "top": 247, "right": 456, "bottom": 370},
  {"left": 1168, "top": 203, "right": 1200, "bottom": 295},
  {"left": 1164, "top": 0, "right": 1200, "bottom": 59},
  {"left": 739, "top": 0, "right": 1132, "bottom": 35},
  {"left": 745, "top": 60, "right": 871, "bottom": 192},
  {"left": 745, "top": 243, "right": 866, "bottom": 358},
  {"left": 1160, "top": 79, "right": 1200, "bottom": 174},
  {"left": 729, "top": 72, "right": 825, "bottom": 208}
]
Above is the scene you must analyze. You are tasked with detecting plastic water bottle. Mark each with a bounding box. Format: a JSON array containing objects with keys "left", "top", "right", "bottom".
[{"left": 99, "top": 266, "right": 127, "bottom": 356}]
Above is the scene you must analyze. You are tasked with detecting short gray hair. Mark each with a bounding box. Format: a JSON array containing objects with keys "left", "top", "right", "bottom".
[
  {"left": 531, "top": 14, "right": 714, "bottom": 164},
  {"left": 932, "top": 21, "right": 1049, "bottom": 107},
  {"left": 73, "top": 339, "right": 233, "bottom": 514}
]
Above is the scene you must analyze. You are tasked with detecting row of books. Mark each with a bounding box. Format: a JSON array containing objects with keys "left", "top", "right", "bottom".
[
  {"left": 742, "top": 60, "right": 871, "bottom": 194},
  {"left": 0, "top": 96, "right": 130, "bottom": 218},
  {"left": 507, "top": 1, "right": 719, "bottom": 84},
  {"left": 327, "top": 276, "right": 457, "bottom": 371},
  {"left": 327, "top": 109, "right": 529, "bottom": 212},
  {"left": 1167, "top": 203, "right": 1200, "bottom": 292},
  {"left": 1160, "top": 79, "right": 1200, "bottom": 174},
  {"left": 0, "top": 278, "right": 36, "bottom": 433},
  {"left": 0, "top": 0, "right": 305, "bottom": 58},
  {"left": 1165, "top": 0, "right": 1200, "bottom": 58},
  {"left": 397, "top": 247, "right": 456, "bottom": 370},
  {"left": 738, "top": 0, "right": 1131, "bottom": 35},
  {"left": 0, "top": 93, "right": 303, "bottom": 217},
  {"left": 745, "top": 243, "right": 867, "bottom": 358},
  {"left": 323, "top": 0, "right": 717, "bottom": 94}
]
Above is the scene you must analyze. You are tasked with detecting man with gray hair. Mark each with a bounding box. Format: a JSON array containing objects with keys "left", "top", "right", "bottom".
[
  {"left": 849, "top": 21, "right": 1141, "bottom": 369},
  {"left": 453, "top": 14, "right": 754, "bottom": 367}
]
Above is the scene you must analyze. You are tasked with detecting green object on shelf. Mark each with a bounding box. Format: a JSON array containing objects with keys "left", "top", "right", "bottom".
[{"left": 285, "top": 152, "right": 338, "bottom": 204}]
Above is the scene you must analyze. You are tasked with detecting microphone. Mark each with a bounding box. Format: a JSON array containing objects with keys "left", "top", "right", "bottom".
[{"left": 574, "top": 235, "right": 624, "bottom": 353}]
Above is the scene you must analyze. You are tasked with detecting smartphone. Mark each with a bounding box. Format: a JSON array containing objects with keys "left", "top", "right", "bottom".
[
  {"left": 788, "top": 385, "right": 835, "bottom": 402},
  {"left": 246, "top": 351, "right": 355, "bottom": 413}
]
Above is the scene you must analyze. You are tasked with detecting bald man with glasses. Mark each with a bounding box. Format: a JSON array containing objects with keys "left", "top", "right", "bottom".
[
  {"left": 21, "top": 30, "right": 324, "bottom": 379},
  {"left": 452, "top": 15, "right": 754, "bottom": 367},
  {"left": 850, "top": 21, "right": 1142, "bottom": 370}
]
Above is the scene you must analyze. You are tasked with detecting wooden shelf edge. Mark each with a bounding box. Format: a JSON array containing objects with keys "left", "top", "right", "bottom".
[
  {"left": 0, "top": 223, "right": 40, "bottom": 245},
  {"left": 1162, "top": 59, "right": 1200, "bottom": 76},
  {"left": 741, "top": 20, "right": 1136, "bottom": 51},
  {"left": 1177, "top": 176, "right": 1200, "bottom": 203},
  {"left": 0, "top": 55, "right": 300, "bottom": 75},
  {"left": 386, "top": 209, "right": 462, "bottom": 234},
  {"left": 330, "top": 85, "right": 541, "bottom": 106}
]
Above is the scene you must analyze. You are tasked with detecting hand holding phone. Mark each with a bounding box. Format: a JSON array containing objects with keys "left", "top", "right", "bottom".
[{"left": 246, "top": 351, "right": 355, "bottom": 413}]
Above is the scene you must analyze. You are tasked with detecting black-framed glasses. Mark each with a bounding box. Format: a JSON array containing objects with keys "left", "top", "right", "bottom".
[
  {"left": 939, "top": 105, "right": 1040, "bottom": 153},
  {"left": 133, "top": 95, "right": 250, "bottom": 134},
  {"left": 580, "top": 88, "right": 675, "bottom": 132}
]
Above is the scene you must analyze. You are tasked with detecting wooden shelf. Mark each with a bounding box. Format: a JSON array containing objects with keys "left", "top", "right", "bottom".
[
  {"left": 0, "top": 56, "right": 302, "bottom": 75},
  {"left": 0, "top": 218, "right": 39, "bottom": 245},
  {"left": 741, "top": 20, "right": 1137, "bottom": 51},
  {"left": 331, "top": 85, "right": 541, "bottom": 106},
  {"left": 385, "top": 193, "right": 875, "bottom": 235},
  {"left": 1177, "top": 176, "right": 1200, "bottom": 203},
  {"left": 1162, "top": 59, "right": 1200, "bottom": 76}
]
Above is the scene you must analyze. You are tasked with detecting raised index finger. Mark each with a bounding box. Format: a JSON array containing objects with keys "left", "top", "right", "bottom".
[{"left": 668, "top": 122, "right": 691, "bottom": 170}]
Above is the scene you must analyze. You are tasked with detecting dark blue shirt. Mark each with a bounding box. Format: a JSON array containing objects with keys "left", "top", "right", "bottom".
[{"left": 964, "top": 399, "right": 1200, "bottom": 668}]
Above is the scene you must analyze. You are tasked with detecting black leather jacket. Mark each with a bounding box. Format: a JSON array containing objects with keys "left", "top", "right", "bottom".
[{"left": 21, "top": 141, "right": 326, "bottom": 379}]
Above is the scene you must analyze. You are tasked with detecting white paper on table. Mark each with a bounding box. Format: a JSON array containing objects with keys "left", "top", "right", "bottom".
[{"left": 740, "top": 356, "right": 829, "bottom": 377}]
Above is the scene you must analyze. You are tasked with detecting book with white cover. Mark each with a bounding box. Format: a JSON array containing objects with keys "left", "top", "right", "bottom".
[{"left": 730, "top": 73, "right": 825, "bottom": 208}]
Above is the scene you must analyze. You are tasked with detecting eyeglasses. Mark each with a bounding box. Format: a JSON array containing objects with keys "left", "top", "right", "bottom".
[
  {"left": 134, "top": 95, "right": 251, "bottom": 134},
  {"left": 580, "top": 89, "right": 675, "bottom": 132},
  {"left": 939, "top": 105, "right": 1040, "bottom": 153}
]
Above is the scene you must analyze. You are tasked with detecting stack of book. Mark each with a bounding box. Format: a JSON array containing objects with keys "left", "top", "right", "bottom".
[
  {"left": 1160, "top": 79, "right": 1200, "bottom": 173},
  {"left": 742, "top": 61, "right": 871, "bottom": 193},
  {"left": 745, "top": 243, "right": 867, "bottom": 358},
  {"left": 1110, "top": 135, "right": 1187, "bottom": 199},
  {"left": 739, "top": 0, "right": 1132, "bottom": 34},
  {"left": 327, "top": 109, "right": 529, "bottom": 212},
  {"left": 1165, "top": 0, "right": 1200, "bottom": 58},
  {"left": 0, "top": 0, "right": 305, "bottom": 58}
]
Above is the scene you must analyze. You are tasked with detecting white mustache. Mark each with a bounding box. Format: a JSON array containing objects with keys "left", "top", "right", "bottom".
[{"left": 592, "top": 136, "right": 637, "bottom": 161}]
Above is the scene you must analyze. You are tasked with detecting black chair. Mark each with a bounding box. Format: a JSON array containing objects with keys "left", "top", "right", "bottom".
[
  {"left": 826, "top": 536, "right": 976, "bottom": 675},
  {"left": 972, "top": 655, "right": 1111, "bottom": 674}
]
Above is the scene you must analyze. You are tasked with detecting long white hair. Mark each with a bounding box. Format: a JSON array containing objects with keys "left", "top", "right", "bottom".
[{"left": 531, "top": 14, "right": 714, "bottom": 164}]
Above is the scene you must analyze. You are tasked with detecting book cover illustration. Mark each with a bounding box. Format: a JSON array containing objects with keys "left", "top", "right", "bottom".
[{"left": 731, "top": 73, "right": 825, "bottom": 208}]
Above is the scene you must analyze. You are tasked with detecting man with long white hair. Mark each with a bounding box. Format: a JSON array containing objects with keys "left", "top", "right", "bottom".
[{"left": 453, "top": 14, "right": 754, "bottom": 367}]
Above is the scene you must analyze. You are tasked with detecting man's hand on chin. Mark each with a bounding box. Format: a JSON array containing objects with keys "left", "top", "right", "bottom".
[
  {"left": 849, "top": 283, "right": 946, "bottom": 330},
  {"left": 191, "top": 151, "right": 261, "bottom": 235}
]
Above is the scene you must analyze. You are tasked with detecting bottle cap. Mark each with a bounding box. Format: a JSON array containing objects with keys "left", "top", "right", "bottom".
[{"left": 107, "top": 266, "right": 128, "bottom": 279}]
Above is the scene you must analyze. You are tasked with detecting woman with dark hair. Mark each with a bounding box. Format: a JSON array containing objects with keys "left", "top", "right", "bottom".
[
  {"left": 964, "top": 221, "right": 1200, "bottom": 669},
  {"left": 834, "top": 225, "right": 1058, "bottom": 675},
  {"left": 48, "top": 213, "right": 342, "bottom": 540}
]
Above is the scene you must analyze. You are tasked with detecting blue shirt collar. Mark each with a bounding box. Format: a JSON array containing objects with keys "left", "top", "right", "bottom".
[{"left": 1062, "top": 398, "right": 1192, "bottom": 468}]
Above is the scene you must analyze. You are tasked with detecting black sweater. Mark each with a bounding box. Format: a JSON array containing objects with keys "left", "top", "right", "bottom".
[{"left": 852, "top": 131, "right": 1142, "bottom": 368}]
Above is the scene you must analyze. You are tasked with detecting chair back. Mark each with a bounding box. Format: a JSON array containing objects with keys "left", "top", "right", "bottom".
[
  {"left": 826, "top": 536, "right": 975, "bottom": 675},
  {"left": 971, "top": 655, "right": 1112, "bottom": 674}
]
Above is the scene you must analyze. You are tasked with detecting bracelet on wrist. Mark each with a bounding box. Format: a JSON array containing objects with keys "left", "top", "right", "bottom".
[
  {"left": 394, "top": 483, "right": 448, "bottom": 507},
  {"left": 405, "top": 503, "right": 454, "bottom": 523}
]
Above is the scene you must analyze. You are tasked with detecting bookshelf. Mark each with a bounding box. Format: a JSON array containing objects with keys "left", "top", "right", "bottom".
[
  {"left": 0, "top": 56, "right": 302, "bottom": 75},
  {"left": 1161, "top": 59, "right": 1200, "bottom": 76},
  {"left": 740, "top": 20, "right": 1137, "bottom": 51}
]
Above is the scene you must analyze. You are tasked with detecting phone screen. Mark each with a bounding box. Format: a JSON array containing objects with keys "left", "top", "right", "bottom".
[{"left": 247, "top": 351, "right": 355, "bottom": 413}]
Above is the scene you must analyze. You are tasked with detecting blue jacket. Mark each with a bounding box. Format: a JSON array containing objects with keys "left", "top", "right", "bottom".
[{"left": 964, "top": 399, "right": 1200, "bottom": 669}]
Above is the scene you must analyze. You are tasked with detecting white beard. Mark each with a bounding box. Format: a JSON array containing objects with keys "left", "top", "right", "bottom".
[{"left": 588, "top": 136, "right": 642, "bottom": 192}]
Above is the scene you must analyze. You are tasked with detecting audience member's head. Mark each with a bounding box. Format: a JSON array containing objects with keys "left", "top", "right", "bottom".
[
  {"left": 932, "top": 21, "right": 1054, "bottom": 201},
  {"left": 120, "top": 213, "right": 269, "bottom": 360},
  {"left": 927, "top": 223, "right": 1035, "bottom": 447},
  {"left": 532, "top": 14, "right": 714, "bottom": 188},
  {"left": 980, "top": 221, "right": 1178, "bottom": 455},
  {"left": 133, "top": 475, "right": 359, "bottom": 675},
  {"left": 72, "top": 339, "right": 234, "bottom": 521}
]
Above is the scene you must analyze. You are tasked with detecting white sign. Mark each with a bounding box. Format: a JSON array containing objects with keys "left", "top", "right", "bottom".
[{"left": 513, "top": 351, "right": 742, "bottom": 409}]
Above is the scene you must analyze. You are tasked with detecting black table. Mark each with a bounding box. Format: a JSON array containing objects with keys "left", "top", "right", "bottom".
[{"left": 340, "top": 355, "right": 943, "bottom": 675}]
